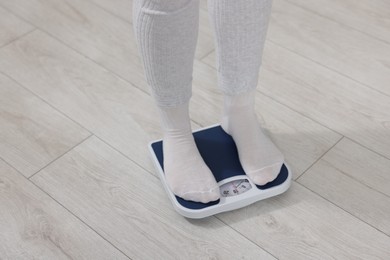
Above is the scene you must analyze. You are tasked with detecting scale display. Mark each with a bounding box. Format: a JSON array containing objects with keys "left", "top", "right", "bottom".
[{"left": 220, "top": 179, "right": 252, "bottom": 197}]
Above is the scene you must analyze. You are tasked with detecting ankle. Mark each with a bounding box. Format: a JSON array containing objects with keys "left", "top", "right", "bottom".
[
  {"left": 223, "top": 89, "right": 256, "bottom": 115},
  {"left": 157, "top": 101, "right": 192, "bottom": 134}
]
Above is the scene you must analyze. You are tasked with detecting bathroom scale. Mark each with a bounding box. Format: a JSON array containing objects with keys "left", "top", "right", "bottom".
[{"left": 148, "top": 124, "right": 292, "bottom": 219}]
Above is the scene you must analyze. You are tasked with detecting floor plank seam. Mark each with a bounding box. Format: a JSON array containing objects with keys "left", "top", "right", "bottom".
[
  {"left": 0, "top": 27, "right": 36, "bottom": 50},
  {"left": 196, "top": 58, "right": 347, "bottom": 145},
  {"left": 0, "top": 3, "right": 153, "bottom": 99},
  {"left": 91, "top": 134, "right": 157, "bottom": 177},
  {"left": 267, "top": 38, "right": 390, "bottom": 99},
  {"left": 33, "top": 27, "right": 162, "bottom": 107},
  {"left": 2, "top": 64, "right": 200, "bottom": 190},
  {"left": 283, "top": 0, "right": 390, "bottom": 46},
  {"left": 319, "top": 155, "right": 390, "bottom": 200},
  {"left": 27, "top": 172, "right": 132, "bottom": 259},
  {"left": 0, "top": 70, "right": 93, "bottom": 136},
  {"left": 257, "top": 87, "right": 390, "bottom": 162},
  {"left": 84, "top": 1, "right": 134, "bottom": 26},
  {"left": 0, "top": 157, "right": 133, "bottom": 259},
  {"left": 343, "top": 136, "right": 390, "bottom": 162},
  {"left": 295, "top": 136, "right": 344, "bottom": 181},
  {"left": 0, "top": 2, "right": 163, "bottom": 102},
  {"left": 0, "top": 3, "right": 35, "bottom": 29},
  {"left": 215, "top": 216, "right": 280, "bottom": 259},
  {"left": 294, "top": 181, "right": 390, "bottom": 239},
  {"left": 257, "top": 88, "right": 342, "bottom": 137},
  {"left": 28, "top": 134, "right": 93, "bottom": 180}
]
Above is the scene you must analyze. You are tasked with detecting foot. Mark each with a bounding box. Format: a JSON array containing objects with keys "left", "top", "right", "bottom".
[
  {"left": 158, "top": 102, "right": 220, "bottom": 203},
  {"left": 220, "top": 89, "right": 284, "bottom": 185}
]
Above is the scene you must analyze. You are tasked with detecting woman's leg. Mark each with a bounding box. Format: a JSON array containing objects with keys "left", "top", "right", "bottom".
[
  {"left": 133, "top": 0, "right": 220, "bottom": 203},
  {"left": 208, "top": 0, "right": 285, "bottom": 185}
]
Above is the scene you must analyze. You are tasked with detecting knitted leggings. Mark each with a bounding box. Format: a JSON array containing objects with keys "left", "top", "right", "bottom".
[{"left": 133, "top": 0, "right": 273, "bottom": 107}]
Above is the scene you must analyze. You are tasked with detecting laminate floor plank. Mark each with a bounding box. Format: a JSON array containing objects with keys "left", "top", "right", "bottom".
[
  {"left": 31, "top": 136, "right": 276, "bottom": 260},
  {"left": 0, "top": 73, "right": 90, "bottom": 177},
  {"left": 0, "top": 158, "right": 128, "bottom": 260},
  {"left": 298, "top": 137, "right": 390, "bottom": 236}
]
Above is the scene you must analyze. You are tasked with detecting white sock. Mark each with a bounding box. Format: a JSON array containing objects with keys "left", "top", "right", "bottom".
[
  {"left": 157, "top": 102, "right": 220, "bottom": 203},
  {"left": 221, "top": 89, "right": 285, "bottom": 185}
]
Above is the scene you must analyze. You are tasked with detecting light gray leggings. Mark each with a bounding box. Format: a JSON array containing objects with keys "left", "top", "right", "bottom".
[{"left": 132, "top": 0, "right": 272, "bottom": 107}]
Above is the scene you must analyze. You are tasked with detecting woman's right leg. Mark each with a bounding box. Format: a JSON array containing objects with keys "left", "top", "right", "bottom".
[
  {"left": 207, "top": 0, "right": 284, "bottom": 186},
  {"left": 132, "top": 0, "right": 220, "bottom": 203}
]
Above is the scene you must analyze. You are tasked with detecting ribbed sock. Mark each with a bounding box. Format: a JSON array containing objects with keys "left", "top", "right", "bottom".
[
  {"left": 221, "top": 89, "right": 284, "bottom": 185},
  {"left": 157, "top": 102, "right": 220, "bottom": 203}
]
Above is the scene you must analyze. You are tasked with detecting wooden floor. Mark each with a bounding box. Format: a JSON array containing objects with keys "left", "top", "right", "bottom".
[{"left": 1, "top": 0, "right": 390, "bottom": 259}]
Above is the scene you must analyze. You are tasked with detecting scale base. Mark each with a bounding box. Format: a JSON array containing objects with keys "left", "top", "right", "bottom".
[{"left": 148, "top": 124, "right": 292, "bottom": 219}]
